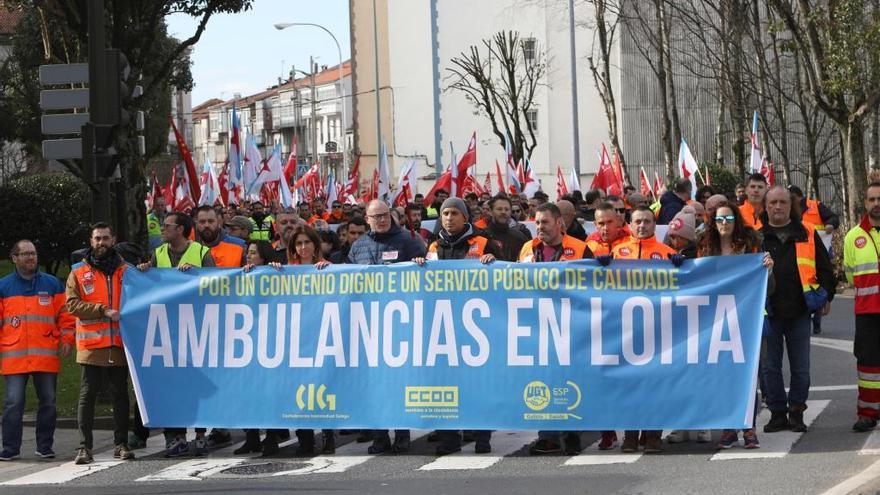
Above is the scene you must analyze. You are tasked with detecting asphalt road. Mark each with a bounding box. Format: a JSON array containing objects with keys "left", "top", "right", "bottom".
[{"left": 0, "top": 296, "right": 874, "bottom": 495}]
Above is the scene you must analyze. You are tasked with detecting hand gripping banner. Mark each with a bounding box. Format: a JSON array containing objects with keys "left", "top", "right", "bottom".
[{"left": 121, "top": 255, "right": 767, "bottom": 430}]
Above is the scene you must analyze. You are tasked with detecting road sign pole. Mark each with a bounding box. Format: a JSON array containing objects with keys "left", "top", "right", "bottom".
[{"left": 87, "top": 0, "right": 111, "bottom": 224}]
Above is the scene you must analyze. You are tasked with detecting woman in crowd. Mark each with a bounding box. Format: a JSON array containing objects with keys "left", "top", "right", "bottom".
[
  {"left": 236, "top": 239, "right": 292, "bottom": 455},
  {"left": 697, "top": 200, "right": 773, "bottom": 449}
]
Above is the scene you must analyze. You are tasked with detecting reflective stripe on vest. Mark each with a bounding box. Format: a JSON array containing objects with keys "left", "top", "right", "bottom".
[
  {"left": 250, "top": 215, "right": 274, "bottom": 241},
  {"left": 71, "top": 262, "right": 125, "bottom": 351},
  {"left": 795, "top": 222, "right": 820, "bottom": 293},
  {"left": 0, "top": 314, "right": 55, "bottom": 326},
  {"left": 156, "top": 242, "right": 207, "bottom": 268},
  {"left": 147, "top": 212, "right": 161, "bottom": 237},
  {"left": 843, "top": 216, "right": 880, "bottom": 314},
  {"left": 0, "top": 347, "right": 58, "bottom": 359}
]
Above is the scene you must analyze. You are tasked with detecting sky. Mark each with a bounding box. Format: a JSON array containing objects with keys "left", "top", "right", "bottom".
[{"left": 166, "top": 0, "right": 351, "bottom": 106}]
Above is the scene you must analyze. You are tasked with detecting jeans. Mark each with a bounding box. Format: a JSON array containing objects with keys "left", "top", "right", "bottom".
[
  {"left": 762, "top": 314, "right": 811, "bottom": 413},
  {"left": 2, "top": 373, "right": 57, "bottom": 454},
  {"left": 78, "top": 365, "right": 129, "bottom": 449}
]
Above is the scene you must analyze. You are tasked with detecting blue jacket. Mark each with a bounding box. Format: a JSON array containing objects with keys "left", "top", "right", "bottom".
[{"left": 348, "top": 224, "right": 426, "bottom": 265}]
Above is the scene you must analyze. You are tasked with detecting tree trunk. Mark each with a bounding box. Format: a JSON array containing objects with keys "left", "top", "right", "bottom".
[
  {"left": 654, "top": 0, "right": 674, "bottom": 182},
  {"left": 870, "top": 112, "right": 880, "bottom": 171},
  {"left": 714, "top": 98, "right": 725, "bottom": 167},
  {"left": 659, "top": 1, "right": 681, "bottom": 150},
  {"left": 842, "top": 119, "right": 869, "bottom": 224}
]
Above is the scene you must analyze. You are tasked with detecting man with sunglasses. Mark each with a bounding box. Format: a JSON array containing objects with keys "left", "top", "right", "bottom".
[{"left": 328, "top": 201, "right": 346, "bottom": 224}]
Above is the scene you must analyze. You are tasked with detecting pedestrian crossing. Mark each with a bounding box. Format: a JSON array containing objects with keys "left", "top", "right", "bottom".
[{"left": 0, "top": 397, "right": 875, "bottom": 485}]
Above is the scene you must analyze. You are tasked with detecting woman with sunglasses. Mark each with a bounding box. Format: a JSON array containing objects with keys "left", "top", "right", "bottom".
[{"left": 698, "top": 200, "right": 773, "bottom": 449}]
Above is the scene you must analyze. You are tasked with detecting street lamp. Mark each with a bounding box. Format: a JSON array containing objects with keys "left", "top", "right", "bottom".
[{"left": 274, "top": 22, "right": 348, "bottom": 177}]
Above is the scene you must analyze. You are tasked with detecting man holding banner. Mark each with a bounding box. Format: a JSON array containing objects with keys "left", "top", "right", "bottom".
[
  {"left": 349, "top": 200, "right": 426, "bottom": 454},
  {"left": 414, "top": 197, "right": 499, "bottom": 455},
  {"left": 519, "top": 203, "right": 593, "bottom": 455}
]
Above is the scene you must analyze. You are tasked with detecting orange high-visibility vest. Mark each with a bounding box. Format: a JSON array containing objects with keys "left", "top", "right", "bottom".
[
  {"left": 518, "top": 235, "right": 588, "bottom": 262},
  {"left": 69, "top": 262, "right": 126, "bottom": 351},
  {"left": 426, "top": 236, "right": 489, "bottom": 260},
  {"left": 613, "top": 235, "right": 677, "bottom": 260}
]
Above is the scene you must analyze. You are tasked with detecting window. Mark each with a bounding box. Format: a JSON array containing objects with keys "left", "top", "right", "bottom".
[
  {"left": 526, "top": 109, "right": 539, "bottom": 134},
  {"left": 522, "top": 37, "right": 537, "bottom": 64}
]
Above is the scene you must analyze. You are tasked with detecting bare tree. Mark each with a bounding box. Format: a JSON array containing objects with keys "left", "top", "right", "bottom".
[
  {"left": 446, "top": 31, "right": 547, "bottom": 166},
  {"left": 584, "top": 0, "right": 632, "bottom": 184}
]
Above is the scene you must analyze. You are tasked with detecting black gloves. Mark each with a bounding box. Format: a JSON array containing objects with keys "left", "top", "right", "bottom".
[
  {"left": 669, "top": 253, "right": 686, "bottom": 267},
  {"left": 596, "top": 254, "right": 613, "bottom": 267}
]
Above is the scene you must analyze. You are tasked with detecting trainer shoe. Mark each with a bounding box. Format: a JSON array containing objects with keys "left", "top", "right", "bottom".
[
  {"left": 529, "top": 438, "right": 562, "bottom": 455},
  {"left": 743, "top": 429, "right": 760, "bottom": 449},
  {"left": 716, "top": 430, "right": 738, "bottom": 449},
  {"left": 598, "top": 431, "right": 618, "bottom": 450},
  {"left": 206, "top": 429, "right": 232, "bottom": 448},
  {"left": 666, "top": 430, "right": 688, "bottom": 443},
  {"left": 73, "top": 447, "right": 93, "bottom": 465},
  {"left": 620, "top": 432, "right": 639, "bottom": 453},
  {"left": 764, "top": 411, "right": 790, "bottom": 432},
  {"left": 35, "top": 449, "right": 55, "bottom": 459},
  {"left": 164, "top": 438, "right": 190, "bottom": 458},
  {"left": 854, "top": 417, "right": 879, "bottom": 432},
  {"left": 695, "top": 430, "right": 712, "bottom": 443},
  {"left": 114, "top": 444, "right": 135, "bottom": 460},
  {"left": 193, "top": 438, "right": 208, "bottom": 457},
  {"left": 0, "top": 450, "right": 20, "bottom": 461}
]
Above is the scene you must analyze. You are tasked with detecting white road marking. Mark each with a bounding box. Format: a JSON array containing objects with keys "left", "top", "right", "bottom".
[
  {"left": 418, "top": 430, "right": 531, "bottom": 471},
  {"left": 810, "top": 385, "right": 857, "bottom": 392},
  {"left": 1, "top": 434, "right": 166, "bottom": 485},
  {"left": 711, "top": 399, "right": 829, "bottom": 460},
  {"left": 811, "top": 337, "right": 853, "bottom": 353},
  {"left": 858, "top": 427, "right": 880, "bottom": 455},
  {"left": 818, "top": 458, "right": 880, "bottom": 495}
]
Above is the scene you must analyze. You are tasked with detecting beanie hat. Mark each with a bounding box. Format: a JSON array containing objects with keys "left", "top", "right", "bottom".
[
  {"left": 705, "top": 194, "right": 728, "bottom": 213},
  {"left": 440, "top": 197, "right": 470, "bottom": 221},
  {"left": 668, "top": 210, "right": 696, "bottom": 241}
]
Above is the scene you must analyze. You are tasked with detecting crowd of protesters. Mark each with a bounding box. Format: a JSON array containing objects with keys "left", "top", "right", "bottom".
[{"left": 3, "top": 173, "right": 879, "bottom": 464}]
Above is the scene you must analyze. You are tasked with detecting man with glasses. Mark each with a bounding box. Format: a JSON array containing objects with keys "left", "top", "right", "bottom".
[
  {"left": 0, "top": 240, "right": 74, "bottom": 461},
  {"left": 137, "top": 213, "right": 215, "bottom": 457},
  {"left": 348, "top": 200, "right": 425, "bottom": 454}
]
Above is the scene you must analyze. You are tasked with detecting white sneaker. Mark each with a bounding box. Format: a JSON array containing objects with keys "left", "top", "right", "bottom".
[
  {"left": 696, "top": 430, "right": 712, "bottom": 443},
  {"left": 666, "top": 430, "right": 688, "bottom": 443}
]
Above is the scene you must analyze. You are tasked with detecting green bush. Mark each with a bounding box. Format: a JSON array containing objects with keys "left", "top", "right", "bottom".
[
  {"left": 0, "top": 173, "right": 90, "bottom": 275},
  {"left": 703, "top": 163, "right": 740, "bottom": 197}
]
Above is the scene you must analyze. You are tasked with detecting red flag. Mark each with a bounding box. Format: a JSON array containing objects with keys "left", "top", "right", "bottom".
[
  {"left": 494, "top": 159, "right": 505, "bottom": 195},
  {"left": 169, "top": 117, "right": 200, "bottom": 203},
  {"left": 424, "top": 170, "right": 453, "bottom": 205},
  {"left": 453, "top": 132, "right": 477, "bottom": 197},
  {"left": 342, "top": 155, "right": 361, "bottom": 197},
  {"left": 164, "top": 168, "right": 175, "bottom": 210},
  {"left": 283, "top": 141, "right": 297, "bottom": 184},
  {"left": 483, "top": 172, "right": 492, "bottom": 195},
  {"left": 370, "top": 168, "right": 379, "bottom": 200},
  {"left": 590, "top": 146, "right": 621, "bottom": 195},
  {"left": 653, "top": 171, "right": 665, "bottom": 198},
  {"left": 556, "top": 166, "right": 568, "bottom": 200},
  {"left": 704, "top": 166, "right": 711, "bottom": 186},
  {"left": 612, "top": 148, "right": 626, "bottom": 187},
  {"left": 149, "top": 170, "right": 163, "bottom": 209},
  {"left": 217, "top": 163, "right": 229, "bottom": 206},
  {"left": 639, "top": 167, "right": 652, "bottom": 199},
  {"left": 761, "top": 160, "right": 775, "bottom": 186}
]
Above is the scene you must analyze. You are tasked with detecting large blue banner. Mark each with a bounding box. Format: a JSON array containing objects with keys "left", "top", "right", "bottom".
[{"left": 120, "top": 256, "right": 766, "bottom": 430}]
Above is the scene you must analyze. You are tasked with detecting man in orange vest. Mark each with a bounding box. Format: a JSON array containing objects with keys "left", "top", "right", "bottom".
[
  {"left": 610, "top": 206, "right": 679, "bottom": 454},
  {"left": 0, "top": 240, "right": 74, "bottom": 461},
  {"left": 787, "top": 185, "right": 840, "bottom": 334},
  {"left": 760, "top": 186, "right": 836, "bottom": 433},
  {"left": 195, "top": 205, "right": 246, "bottom": 269},
  {"left": 520, "top": 203, "right": 593, "bottom": 456},
  {"left": 413, "top": 197, "right": 498, "bottom": 455},
  {"left": 64, "top": 223, "right": 135, "bottom": 465},
  {"left": 740, "top": 173, "right": 768, "bottom": 228},
  {"left": 586, "top": 203, "right": 631, "bottom": 257}
]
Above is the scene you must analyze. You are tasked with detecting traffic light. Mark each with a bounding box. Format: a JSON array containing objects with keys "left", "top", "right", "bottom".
[{"left": 103, "top": 48, "right": 129, "bottom": 126}]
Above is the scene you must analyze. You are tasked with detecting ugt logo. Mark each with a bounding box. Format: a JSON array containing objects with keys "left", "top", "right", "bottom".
[{"left": 296, "top": 384, "right": 336, "bottom": 411}]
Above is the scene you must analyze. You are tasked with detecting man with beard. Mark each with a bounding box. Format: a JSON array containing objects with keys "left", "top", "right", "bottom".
[
  {"left": 847, "top": 182, "right": 880, "bottom": 432},
  {"left": 520, "top": 204, "right": 593, "bottom": 455},
  {"left": 194, "top": 206, "right": 246, "bottom": 268},
  {"left": 404, "top": 203, "right": 434, "bottom": 245},
  {"left": 483, "top": 195, "right": 531, "bottom": 261},
  {"left": 413, "top": 197, "right": 498, "bottom": 455},
  {"left": 0, "top": 240, "right": 74, "bottom": 462},
  {"left": 64, "top": 224, "right": 135, "bottom": 465},
  {"left": 249, "top": 201, "right": 275, "bottom": 241},
  {"left": 272, "top": 208, "right": 302, "bottom": 263}
]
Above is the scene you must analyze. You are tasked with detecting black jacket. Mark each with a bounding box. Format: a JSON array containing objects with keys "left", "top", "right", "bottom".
[
  {"left": 484, "top": 220, "right": 532, "bottom": 262},
  {"left": 761, "top": 221, "right": 836, "bottom": 319},
  {"left": 657, "top": 191, "right": 687, "bottom": 225},
  {"left": 432, "top": 225, "right": 500, "bottom": 260},
  {"left": 348, "top": 224, "right": 426, "bottom": 264},
  {"left": 566, "top": 219, "right": 588, "bottom": 241}
]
